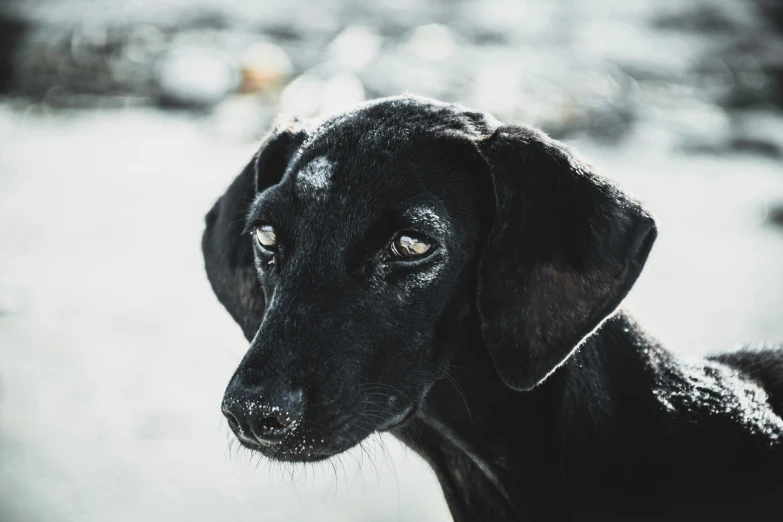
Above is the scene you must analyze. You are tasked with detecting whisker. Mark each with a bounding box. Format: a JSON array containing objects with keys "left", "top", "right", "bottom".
[
  {"left": 359, "top": 440, "right": 381, "bottom": 486},
  {"left": 444, "top": 371, "right": 474, "bottom": 426}
]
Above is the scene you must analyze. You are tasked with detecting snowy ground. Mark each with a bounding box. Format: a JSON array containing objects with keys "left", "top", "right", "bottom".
[{"left": 1, "top": 0, "right": 783, "bottom": 521}]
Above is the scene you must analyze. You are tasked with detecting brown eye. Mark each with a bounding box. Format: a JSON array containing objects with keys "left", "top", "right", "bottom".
[
  {"left": 255, "top": 224, "right": 277, "bottom": 249},
  {"left": 390, "top": 233, "right": 433, "bottom": 260}
]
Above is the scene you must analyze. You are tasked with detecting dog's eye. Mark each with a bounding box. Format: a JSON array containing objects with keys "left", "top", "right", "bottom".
[
  {"left": 390, "top": 233, "right": 433, "bottom": 260},
  {"left": 255, "top": 224, "right": 277, "bottom": 249}
]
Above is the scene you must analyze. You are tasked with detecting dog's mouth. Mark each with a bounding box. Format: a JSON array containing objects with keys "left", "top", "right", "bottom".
[{"left": 230, "top": 404, "right": 418, "bottom": 463}]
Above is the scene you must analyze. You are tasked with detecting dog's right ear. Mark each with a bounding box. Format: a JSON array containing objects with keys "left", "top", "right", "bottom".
[
  {"left": 473, "top": 124, "right": 656, "bottom": 392},
  {"left": 202, "top": 117, "right": 310, "bottom": 340}
]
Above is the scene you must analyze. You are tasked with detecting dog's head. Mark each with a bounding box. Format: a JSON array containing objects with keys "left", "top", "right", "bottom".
[{"left": 203, "top": 95, "right": 656, "bottom": 461}]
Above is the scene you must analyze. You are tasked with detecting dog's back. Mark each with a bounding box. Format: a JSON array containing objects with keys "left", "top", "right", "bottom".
[{"left": 710, "top": 346, "right": 783, "bottom": 418}]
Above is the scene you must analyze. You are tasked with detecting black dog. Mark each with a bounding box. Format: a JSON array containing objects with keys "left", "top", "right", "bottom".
[{"left": 202, "top": 95, "right": 783, "bottom": 521}]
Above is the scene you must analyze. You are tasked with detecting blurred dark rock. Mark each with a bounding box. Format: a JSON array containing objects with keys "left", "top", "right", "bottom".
[
  {"left": 654, "top": 3, "right": 755, "bottom": 34},
  {"left": 717, "top": 42, "right": 783, "bottom": 110},
  {"left": 0, "top": 3, "right": 28, "bottom": 93},
  {"left": 756, "top": 0, "right": 783, "bottom": 33},
  {"left": 767, "top": 202, "right": 783, "bottom": 228},
  {"left": 727, "top": 110, "right": 783, "bottom": 159},
  {"left": 728, "top": 137, "right": 782, "bottom": 159}
]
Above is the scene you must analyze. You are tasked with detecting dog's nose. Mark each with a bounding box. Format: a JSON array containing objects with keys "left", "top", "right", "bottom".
[{"left": 222, "top": 389, "right": 304, "bottom": 445}]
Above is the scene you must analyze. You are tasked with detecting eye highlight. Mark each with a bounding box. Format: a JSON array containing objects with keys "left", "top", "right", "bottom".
[
  {"left": 255, "top": 224, "right": 277, "bottom": 250},
  {"left": 390, "top": 233, "right": 433, "bottom": 260}
]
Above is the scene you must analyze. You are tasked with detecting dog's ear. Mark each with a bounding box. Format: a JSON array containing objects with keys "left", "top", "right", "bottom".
[
  {"left": 475, "top": 125, "right": 656, "bottom": 391},
  {"left": 202, "top": 117, "right": 310, "bottom": 340}
]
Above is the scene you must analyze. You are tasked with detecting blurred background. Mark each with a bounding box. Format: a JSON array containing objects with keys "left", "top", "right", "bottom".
[{"left": 1, "top": 0, "right": 782, "bottom": 520}]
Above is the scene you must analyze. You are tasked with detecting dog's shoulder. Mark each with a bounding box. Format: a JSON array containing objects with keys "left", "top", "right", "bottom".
[
  {"left": 646, "top": 347, "right": 783, "bottom": 441},
  {"left": 598, "top": 313, "right": 783, "bottom": 445},
  {"left": 557, "top": 314, "right": 783, "bottom": 510},
  {"left": 562, "top": 312, "right": 783, "bottom": 446},
  {"left": 708, "top": 344, "right": 783, "bottom": 418}
]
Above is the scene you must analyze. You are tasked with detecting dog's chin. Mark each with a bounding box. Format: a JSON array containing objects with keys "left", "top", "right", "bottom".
[
  {"left": 240, "top": 441, "right": 343, "bottom": 463},
  {"left": 234, "top": 405, "right": 418, "bottom": 463},
  {"left": 237, "top": 435, "right": 358, "bottom": 463}
]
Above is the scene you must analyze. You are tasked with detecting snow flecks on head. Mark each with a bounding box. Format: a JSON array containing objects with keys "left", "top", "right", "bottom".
[
  {"left": 405, "top": 206, "right": 449, "bottom": 236},
  {"left": 295, "top": 156, "right": 333, "bottom": 196}
]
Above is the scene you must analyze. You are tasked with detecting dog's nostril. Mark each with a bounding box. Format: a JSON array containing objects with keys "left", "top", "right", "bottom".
[
  {"left": 222, "top": 406, "right": 248, "bottom": 436},
  {"left": 223, "top": 408, "right": 241, "bottom": 431},
  {"left": 250, "top": 411, "right": 300, "bottom": 444},
  {"left": 257, "top": 414, "right": 287, "bottom": 433}
]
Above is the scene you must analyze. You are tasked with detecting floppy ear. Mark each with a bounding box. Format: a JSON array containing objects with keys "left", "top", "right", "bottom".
[
  {"left": 202, "top": 117, "right": 310, "bottom": 340},
  {"left": 475, "top": 125, "right": 656, "bottom": 391}
]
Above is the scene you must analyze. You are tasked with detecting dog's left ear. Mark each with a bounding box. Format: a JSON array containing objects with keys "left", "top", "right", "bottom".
[
  {"left": 475, "top": 125, "right": 657, "bottom": 391},
  {"left": 202, "top": 117, "right": 311, "bottom": 340}
]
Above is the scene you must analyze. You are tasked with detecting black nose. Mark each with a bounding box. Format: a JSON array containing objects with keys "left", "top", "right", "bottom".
[{"left": 222, "top": 389, "right": 304, "bottom": 445}]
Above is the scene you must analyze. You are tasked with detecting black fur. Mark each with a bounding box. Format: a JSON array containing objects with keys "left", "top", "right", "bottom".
[{"left": 202, "top": 95, "right": 783, "bottom": 521}]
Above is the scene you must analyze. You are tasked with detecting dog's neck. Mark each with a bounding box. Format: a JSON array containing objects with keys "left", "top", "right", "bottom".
[{"left": 393, "top": 310, "right": 650, "bottom": 521}]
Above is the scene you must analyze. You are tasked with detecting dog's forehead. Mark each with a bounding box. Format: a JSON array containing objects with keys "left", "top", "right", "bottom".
[
  {"left": 293, "top": 155, "right": 334, "bottom": 196},
  {"left": 272, "top": 145, "right": 452, "bottom": 247},
  {"left": 267, "top": 98, "right": 490, "bottom": 240},
  {"left": 285, "top": 148, "right": 430, "bottom": 220},
  {"left": 288, "top": 128, "right": 426, "bottom": 200}
]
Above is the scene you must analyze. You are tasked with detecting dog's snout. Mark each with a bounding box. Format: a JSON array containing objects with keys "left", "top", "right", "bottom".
[{"left": 222, "top": 389, "right": 304, "bottom": 446}]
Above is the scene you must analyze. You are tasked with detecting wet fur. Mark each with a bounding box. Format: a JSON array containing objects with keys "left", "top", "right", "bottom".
[{"left": 202, "top": 95, "right": 783, "bottom": 521}]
